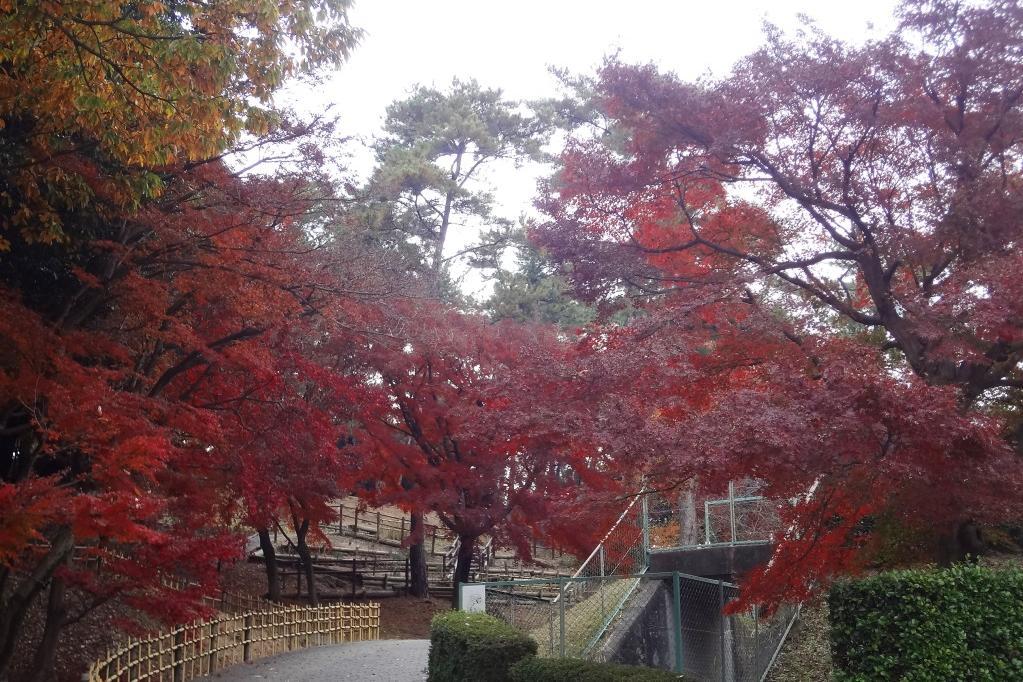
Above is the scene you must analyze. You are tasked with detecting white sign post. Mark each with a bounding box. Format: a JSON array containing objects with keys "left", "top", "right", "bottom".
[{"left": 461, "top": 584, "right": 486, "bottom": 613}]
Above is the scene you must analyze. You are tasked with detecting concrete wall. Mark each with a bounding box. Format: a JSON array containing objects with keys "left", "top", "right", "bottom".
[
  {"left": 597, "top": 577, "right": 737, "bottom": 680},
  {"left": 648, "top": 542, "right": 774, "bottom": 580},
  {"left": 597, "top": 580, "right": 675, "bottom": 670},
  {"left": 597, "top": 544, "right": 776, "bottom": 680},
  {"left": 597, "top": 577, "right": 740, "bottom": 681}
]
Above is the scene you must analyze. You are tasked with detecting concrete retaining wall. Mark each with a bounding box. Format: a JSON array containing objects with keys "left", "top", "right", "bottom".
[{"left": 596, "top": 580, "right": 675, "bottom": 669}]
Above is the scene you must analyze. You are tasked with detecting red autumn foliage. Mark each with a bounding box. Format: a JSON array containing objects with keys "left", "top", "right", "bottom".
[
  {"left": 534, "top": 0, "right": 1023, "bottom": 609},
  {"left": 349, "top": 302, "right": 631, "bottom": 594},
  {"left": 0, "top": 150, "right": 401, "bottom": 676},
  {"left": 4, "top": 2, "right": 1023, "bottom": 674}
]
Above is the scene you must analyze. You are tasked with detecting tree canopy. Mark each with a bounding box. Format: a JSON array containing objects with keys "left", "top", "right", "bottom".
[
  {"left": 367, "top": 79, "right": 551, "bottom": 279},
  {"left": 2, "top": 0, "right": 1023, "bottom": 677},
  {"left": 533, "top": 0, "right": 1023, "bottom": 606},
  {"left": 0, "top": 0, "right": 360, "bottom": 249}
]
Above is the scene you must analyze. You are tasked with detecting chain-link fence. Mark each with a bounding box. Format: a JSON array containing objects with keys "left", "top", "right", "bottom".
[
  {"left": 457, "top": 484, "right": 794, "bottom": 679},
  {"left": 460, "top": 572, "right": 797, "bottom": 682},
  {"left": 492, "top": 494, "right": 651, "bottom": 658},
  {"left": 647, "top": 481, "right": 781, "bottom": 549},
  {"left": 574, "top": 494, "right": 647, "bottom": 579}
]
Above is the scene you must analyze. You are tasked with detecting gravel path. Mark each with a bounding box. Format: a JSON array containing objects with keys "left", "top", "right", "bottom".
[{"left": 202, "top": 640, "right": 429, "bottom": 681}]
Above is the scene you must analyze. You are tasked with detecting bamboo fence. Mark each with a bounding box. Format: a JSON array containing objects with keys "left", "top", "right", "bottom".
[
  {"left": 83, "top": 602, "right": 380, "bottom": 682},
  {"left": 157, "top": 575, "right": 268, "bottom": 615}
]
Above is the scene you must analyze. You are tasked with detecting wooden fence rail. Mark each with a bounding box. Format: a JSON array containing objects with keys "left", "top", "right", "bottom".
[
  {"left": 330, "top": 504, "right": 454, "bottom": 555},
  {"left": 83, "top": 602, "right": 379, "bottom": 682}
]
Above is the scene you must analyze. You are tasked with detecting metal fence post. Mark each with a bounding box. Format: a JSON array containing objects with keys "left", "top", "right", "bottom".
[
  {"left": 510, "top": 584, "right": 517, "bottom": 629},
  {"left": 559, "top": 580, "right": 566, "bottom": 658},
  {"left": 548, "top": 601, "right": 555, "bottom": 656},
  {"left": 718, "top": 581, "right": 726, "bottom": 682},
  {"left": 641, "top": 495, "right": 650, "bottom": 565},
  {"left": 672, "top": 572, "right": 683, "bottom": 674},
  {"left": 728, "top": 481, "right": 737, "bottom": 544},
  {"left": 598, "top": 545, "right": 606, "bottom": 626}
]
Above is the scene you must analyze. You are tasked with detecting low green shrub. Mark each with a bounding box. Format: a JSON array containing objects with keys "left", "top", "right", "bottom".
[
  {"left": 828, "top": 563, "right": 1023, "bottom": 681},
  {"left": 508, "top": 657, "right": 685, "bottom": 681},
  {"left": 428, "top": 611, "right": 537, "bottom": 682}
]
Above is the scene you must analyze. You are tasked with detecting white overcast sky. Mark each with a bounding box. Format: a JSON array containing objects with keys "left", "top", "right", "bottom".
[{"left": 275, "top": 0, "right": 900, "bottom": 295}]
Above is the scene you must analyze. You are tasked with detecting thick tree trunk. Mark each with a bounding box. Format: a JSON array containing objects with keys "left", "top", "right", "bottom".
[
  {"left": 294, "top": 519, "right": 317, "bottom": 605},
  {"left": 0, "top": 593, "right": 36, "bottom": 680},
  {"left": 408, "top": 512, "right": 430, "bottom": 598},
  {"left": 0, "top": 528, "right": 73, "bottom": 681},
  {"left": 938, "top": 519, "right": 987, "bottom": 565},
  {"left": 957, "top": 520, "right": 986, "bottom": 560},
  {"left": 257, "top": 527, "right": 281, "bottom": 602},
  {"left": 451, "top": 534, "right": 476, "bottom": 606},
  {"left": 26, "top": 567, "right": 68, "bottom": 682}
]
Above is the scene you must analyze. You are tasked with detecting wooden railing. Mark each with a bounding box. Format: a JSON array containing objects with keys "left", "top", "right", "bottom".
[
  {"left": 443, "top": 536, "right": 495, "bottom": 581},
  {"left": 83, "top": 602, "right": 379, "bottom": 682},
  {"left": 331, "top": 503, "right": 454, "bottom": 555},
  {"left": 274, "top": 553, "right": 413, "bottom": 598}
]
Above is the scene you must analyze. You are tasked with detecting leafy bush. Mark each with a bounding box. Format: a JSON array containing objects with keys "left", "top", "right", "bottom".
[
  {"left": 428, "top": 611, "right": 538, "bottom": 682},
  {"left": 828, "top": 564, "right": 1023, "bottom": 681},
  {"left": 509, "top": 657, "right": 685, "bottom": 681}
]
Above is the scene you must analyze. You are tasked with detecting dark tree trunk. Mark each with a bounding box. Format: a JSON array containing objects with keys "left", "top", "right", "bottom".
[
  {"left": 0, "top": 593, "right": 34, "bottom": 681},
  {"left": 0, "top": 528, "right": 73, "bottom": 681},
  {"left": 257, "top": 527, "right": 281, "bottom": 602},
  {"left": 955, "top": 520, "right": 986, "bottom": 562},
  {"left": 26, "top": 567, "right": 68, "bottom": 682},
  {"left": 294, "top": 518, "right": 318, "bottom": 605},
  {"left": 408, "top": 511, "right": 430, "bottom": 598},
  {"left": 938, "top": 519, "right": 987, "bottom": 565},
  {"left": 451, "top": 534, "right": 476, "bottom": 606}
]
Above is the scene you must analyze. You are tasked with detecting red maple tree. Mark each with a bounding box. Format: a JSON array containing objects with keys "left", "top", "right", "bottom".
[
  {"left": 348, "top": 303, "right": 629, "bottom": 599},
  {"left": 533, "top": 0, "right": 1023, "bottom": 607},
  {"left": 0, "top": 148, "right": 399, "bottom": 677}
]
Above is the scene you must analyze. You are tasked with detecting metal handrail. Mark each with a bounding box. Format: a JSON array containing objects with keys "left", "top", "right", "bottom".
[{"left": 565, "top": 491, "right": 645, "bottom": 584}]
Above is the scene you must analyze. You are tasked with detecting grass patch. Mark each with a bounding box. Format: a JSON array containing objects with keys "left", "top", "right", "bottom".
[
  {"left": 529, "top": 578, "right": 639, "bottom": 657},
  {"left": 765, "top": 600, "right": 832, "bottom": 682}
]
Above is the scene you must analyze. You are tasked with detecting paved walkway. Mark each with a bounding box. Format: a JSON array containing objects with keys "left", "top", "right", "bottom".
[{"left": 203, "top": 640, "right": 429, "bottom": 681}]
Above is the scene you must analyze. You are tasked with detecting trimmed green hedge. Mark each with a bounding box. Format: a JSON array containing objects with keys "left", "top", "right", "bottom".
[
  {"left": 428, "top": 612, "right": 537, "bottom": 682},
  {"left": 509, "top": 657, "right": 685, "bottom": 681},
  {"left": 828, "top": 564, "right": 1023, "bottom": 681}
]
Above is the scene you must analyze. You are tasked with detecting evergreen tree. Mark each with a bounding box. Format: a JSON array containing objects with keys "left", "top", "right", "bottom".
[
  {"left": 368, "top": 79, "right": 551, "bottom": 280},
  {"left": 486, "top": 234, "right": 594, "bottom": 327}
]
